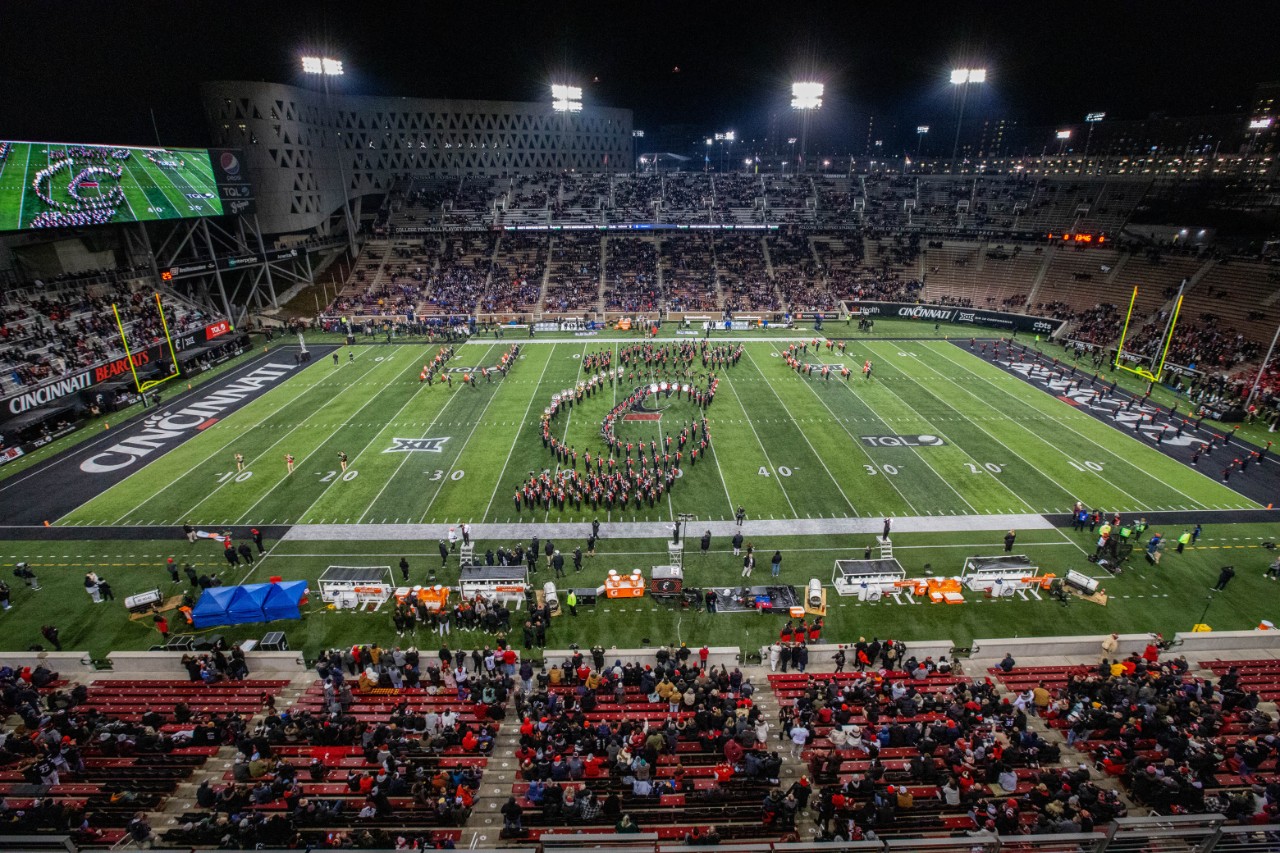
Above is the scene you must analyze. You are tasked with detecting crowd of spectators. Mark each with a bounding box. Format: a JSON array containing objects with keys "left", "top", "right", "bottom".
[
  {"left": 1, "top": 280, "right": 207, "bottom": 393},
  {"left": 165, "top": 644, "right": 509, "bottom": 848},
  {"left": 544, "top": 235, "right": 601, "bottom": 312},
  {"left": 506, "top": 647, "right": 798, "bottom": 837},
  {"left": 717, "top": 235, "right": 777, "bottom": 313},
  {"left": 604, "top": 237, "right": 661, "bottom": 313},
  {"left": 662, "top": 235, "right": 718, "bottom": 312},
  {"left": 486, "top": 235, "right": 547, "bottom": 313},
  {"left": 1053, "top": 652, "right": 1278, "bottom": 821}
]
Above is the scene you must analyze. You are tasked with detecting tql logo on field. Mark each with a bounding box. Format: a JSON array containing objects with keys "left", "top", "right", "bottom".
[
  {"left": 860, "top": 434, "right": 946, "bottom": 447},
  {"left": 384, "top": 437, "right": 449, "bottom": 453}
]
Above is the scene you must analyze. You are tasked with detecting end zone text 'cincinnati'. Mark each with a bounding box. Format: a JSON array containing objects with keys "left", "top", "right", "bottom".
[{"left": 80, "top": 363, "right": 295, "bottom": 473}]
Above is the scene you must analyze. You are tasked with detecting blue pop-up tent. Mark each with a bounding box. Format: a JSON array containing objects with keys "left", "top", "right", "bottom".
[
  {"left": 191, "top": 586, "right": 239, "bottom": 628},
  {"left": 226, "top": 585, "right": 271, "bottom": 625},
  {"left": 191, "top": 581, "right": 309, "bottom": 628},
  {"left": 261, "top": 581, "right": 308, "bottom": 621}
]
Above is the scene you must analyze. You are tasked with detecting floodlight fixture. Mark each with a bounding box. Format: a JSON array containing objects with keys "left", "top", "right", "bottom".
[
  {"left": 301, "top": 56, "right": 343, "bottom": 76},
  {"left": 1056, "top": 130, "right": 1072, "bottom": 140},
  {"left": 791, "top": 81, "right": 824, "bottom": 110},
  {"left": 633, "top": 130, "right": 645, "bottom": 138},
  {"left": 1250, "top": 117, "right": 1274, "bottom": 130},
  {"left": 917, "top": 125, "right": 930, "bottom": 134},
  {"left": 787, "top": 137, "right": 797, "bottom": 145},
  {"left": 551, "top": 83, "right": 583, "bottom": 113},
  {"left": 1086, "top": 112, "right": 1106, "bottom": 123},
  {"left": 951, "top": 68, "right": 986, "bottom": 85}
]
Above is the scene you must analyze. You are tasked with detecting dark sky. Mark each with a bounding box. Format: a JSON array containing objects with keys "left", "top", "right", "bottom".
[{"left": 2, "top": 0, "right": 1276, "bottom": 149}]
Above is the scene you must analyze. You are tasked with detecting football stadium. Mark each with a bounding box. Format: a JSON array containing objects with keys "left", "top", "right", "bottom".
[{"left": 1, "top": 4, "right": 1280, "bottom": 851}]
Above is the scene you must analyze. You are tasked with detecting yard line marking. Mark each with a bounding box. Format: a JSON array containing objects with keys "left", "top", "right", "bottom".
[
  {"left": 719, "top": 359, "right": 798, "bottom": 518},
  {"left": 544, "top": 343, "right": 589, "bottom": 523},
  {"left": 835, "top": 345, "right": 978, "bottom": 514},
  {"left": 929, "top": 342, "right": 1241, "bottom": 510},
  {"left": 162, "top": 356, "right": 391, "bottom": 525},
  {"left": 96, "top": 349, "right": 346, "bottom": 526},
  {"left": 742, "top": 348, "right": 857, "bottom": 516},
  {"left": 359, "top": 343, "right": 499, "bottom": 523},
  {"left": 482, "top": 343, "right": 556, "bottom": 521},
  {"left": 772, "top": 354, "right": 916, "bottom": 515},
  {"left": 233, "top": 345, "right": 433, "bottom": 524},
  {"left": 865, "top": 341, "right": 1030, "bottom": 514},
  {"left": 416, "top": 345, "right": 510, "bottom": 524},
  {"left": 25, "top": 348, "right": 310, "bottom": 520},
  {"left": 884, "top": 341, "right": 1122, "bottom": 510}
]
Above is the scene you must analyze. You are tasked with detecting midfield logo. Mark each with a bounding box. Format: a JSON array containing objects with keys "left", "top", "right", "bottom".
[{"left": 384, "top": 437, "right": 450, "bottom": 453}]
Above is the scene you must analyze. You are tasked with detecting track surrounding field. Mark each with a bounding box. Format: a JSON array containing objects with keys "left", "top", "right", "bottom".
[{"left": 48, "top": 339, "right": 1259, "bottom": 530}]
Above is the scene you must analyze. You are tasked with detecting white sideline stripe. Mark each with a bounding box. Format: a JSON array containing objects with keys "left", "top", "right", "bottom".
[{"left": 282, "top": 512, "right": 1056, "bottom": 542}]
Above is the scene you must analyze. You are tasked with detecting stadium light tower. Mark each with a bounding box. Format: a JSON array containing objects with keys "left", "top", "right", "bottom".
[
  {"left": 1055, "top": 129, "right": 1072, "bottom": 156},
  {"left": 551, "top": 84, "right": 583, "bottom": 172},
  {"left": 791, "top": 82, "right": 823, "bottom": 174},
  {"left": 916, "top": 125, "right": 930, "bottom": 157},
  {"left": 949, "top": 68, "right": 986, "bottom": 171},
  {"left": 1083, "top": 112, "right": 1105, "bottom": 170},
  {"left": 302, "top": 54, "right": 357, "bottom": 255}
]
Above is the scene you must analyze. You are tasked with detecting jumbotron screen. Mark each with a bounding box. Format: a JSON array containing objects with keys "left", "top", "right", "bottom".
[{"left": 0, "top": 140, "right": 252, "bottom": 232}]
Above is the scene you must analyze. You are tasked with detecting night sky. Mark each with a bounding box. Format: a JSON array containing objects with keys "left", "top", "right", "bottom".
[{"left": 2, "top": 1, "right": 1277, "bottom": 150}]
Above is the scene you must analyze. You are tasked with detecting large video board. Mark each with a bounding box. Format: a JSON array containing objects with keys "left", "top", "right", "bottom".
[{"left": 0, "top": 140, "right": 253, "bottom": 231}]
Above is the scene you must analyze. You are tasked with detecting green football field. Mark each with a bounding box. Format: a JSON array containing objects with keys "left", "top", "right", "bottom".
[
  {"left": 0, "top": 140, "right": 220, "bottom": 231},
  {"left": 58, "top": 338, "right": 1256, "bottom": 529}
]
